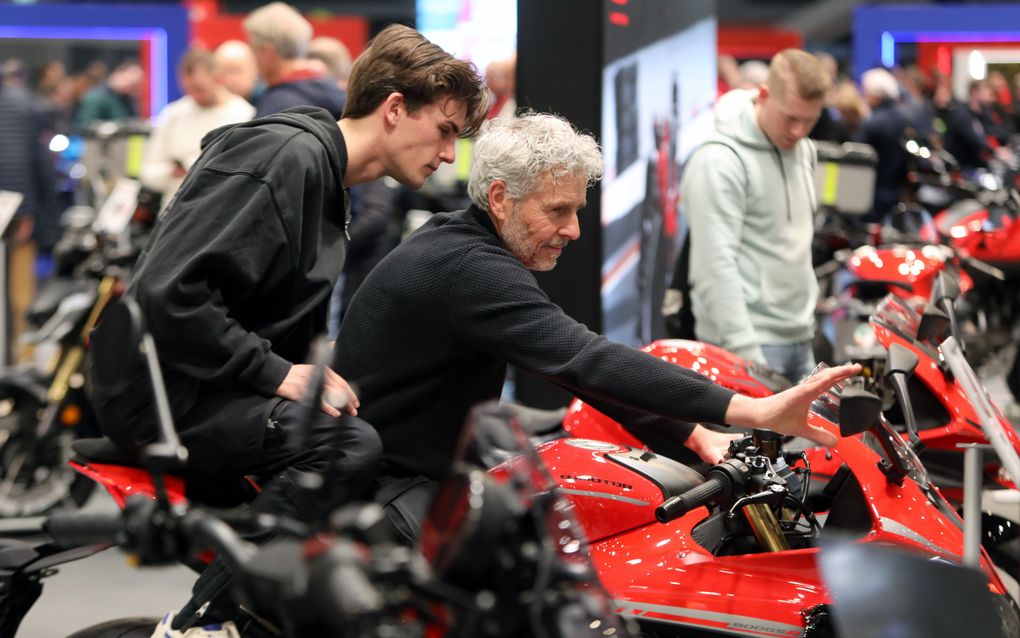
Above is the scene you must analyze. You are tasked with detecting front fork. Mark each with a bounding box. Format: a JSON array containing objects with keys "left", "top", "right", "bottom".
[{"left": 37, "top": 275, "right": 119, "bottom": 439}]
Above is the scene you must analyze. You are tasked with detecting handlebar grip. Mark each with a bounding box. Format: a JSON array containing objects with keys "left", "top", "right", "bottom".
[
  {"left": 44, "top": 511, "right": 123, "bottom": 547},
  {"left": 655, "top": 476, "right": 727, "bottom": 524}
]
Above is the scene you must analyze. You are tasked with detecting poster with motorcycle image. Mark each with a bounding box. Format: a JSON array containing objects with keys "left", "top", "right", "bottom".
[{"left": 599, "top": 0, "right": 716, "bottom": 347}]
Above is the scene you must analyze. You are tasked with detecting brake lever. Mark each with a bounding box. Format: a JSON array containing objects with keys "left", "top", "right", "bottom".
[{"left": 726, "top": 484, "right": 787, "bottom": 520}]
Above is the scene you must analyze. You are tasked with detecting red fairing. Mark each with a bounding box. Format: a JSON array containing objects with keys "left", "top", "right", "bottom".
[
  {"left": 69, "top": 460, "right": 187, "bottom": 509},
  {"left": 846, "top": 245, "right": 973, "bottom": 301},
  {"left": 562, "top": 339, "right": 779, "bottom": 445},
  {"left": 528, "top": 415, "right": 1007, "bottom": 637},
  {"left": 935, "top": 205, "right": 1020, "bottom": 262},
  {"left": 870, "top": 320, "right": 1020, "bottom": 492},
  {"left": 636, "top": 340, "right": 781, "bottom": 398}
]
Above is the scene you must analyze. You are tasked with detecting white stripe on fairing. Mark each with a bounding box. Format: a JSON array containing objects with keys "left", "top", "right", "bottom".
[
  {"left": 559, "top": 488, "right": 650, "bottom": 507},
  {"left": 879, "top": 516, "right": 958, "bottom": 558},
  {"left": 614, "top": 599, "right": 803, "bottom": 637}
]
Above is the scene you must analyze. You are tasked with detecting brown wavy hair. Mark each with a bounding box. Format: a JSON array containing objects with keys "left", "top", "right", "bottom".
[{"left": 342, "top": 24, "right": 489, "bottom": 137}]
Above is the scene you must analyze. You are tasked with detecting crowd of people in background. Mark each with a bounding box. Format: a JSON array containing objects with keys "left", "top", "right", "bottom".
[
  {"left": 720, "top": 51, "right": 1020, "bottom": 223},
  {"left": 8, "top": 0, "right": 1016, "bottom": 366}
]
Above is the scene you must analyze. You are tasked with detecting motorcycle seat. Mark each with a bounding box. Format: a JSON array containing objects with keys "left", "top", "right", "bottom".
[{"left": 70, "top": 437, "right": 147, "bottom": 469}]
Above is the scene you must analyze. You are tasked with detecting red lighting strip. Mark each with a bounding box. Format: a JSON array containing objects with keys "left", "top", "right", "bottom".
[{"left": 609, "top": 11, "right": 630, "bottom": 26}]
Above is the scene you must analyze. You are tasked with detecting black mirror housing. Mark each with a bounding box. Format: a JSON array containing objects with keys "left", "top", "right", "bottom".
[
  {"left": 930, "top": 270, "right": 960, "bottom": 306},
  {"left": 917, "top": 303, "right": 951, "bottom": 342},
  {"left": 885, "top": 343, "right": 919, "bottom": 378},
  {"left": 839, "top": 386, "right": 884, "bottom": 437}
]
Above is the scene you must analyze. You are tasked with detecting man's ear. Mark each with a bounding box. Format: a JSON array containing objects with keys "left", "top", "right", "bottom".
[
  {"left": 382, "top": 92, "right": 405, "bottom": 128},
  {"left": 757, "top": 83, "right": 770, "bottom": 104},
  {"left": 488, "top": 180, "right": 509, "bottom": 222}
]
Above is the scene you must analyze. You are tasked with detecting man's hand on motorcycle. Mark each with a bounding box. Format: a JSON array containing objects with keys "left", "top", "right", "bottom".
[
  {"left": 685, "top": 424, "right": 741, "bottom": 465},
  {"left": 725, "top": 363, "right": 861, "bottom": 448},
  {"left": 276, "top": 364, "right": 361, "bottom": 417}
]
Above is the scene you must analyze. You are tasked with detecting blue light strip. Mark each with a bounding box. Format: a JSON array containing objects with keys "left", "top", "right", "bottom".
[
  {"left": 149, "top": 28, "right": 168, "bottom": 120},
  {"left": 0, "top": 25, "right": 168, "bottom": 115},
  {"left": 881, "top": 31, "right": 895, "bottom": 68},
  {"left": 895, "top": 30, "right": 1020, "bottom": 43}
]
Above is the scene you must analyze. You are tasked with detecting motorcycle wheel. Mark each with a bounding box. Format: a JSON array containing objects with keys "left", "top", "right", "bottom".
[
  {"left": 0, "top": 392, "right": 95, "bottom": 518},
  {"left": 66, "top": 617, "right": 159, "bottom": 638}
]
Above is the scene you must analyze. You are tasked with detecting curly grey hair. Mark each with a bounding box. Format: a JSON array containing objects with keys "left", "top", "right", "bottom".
[
  {"left": 243, "top": 2, "right": 312, "bottom": 60},
  {"left": 468, "top": 112, "right": 603, "bottom": 212}
]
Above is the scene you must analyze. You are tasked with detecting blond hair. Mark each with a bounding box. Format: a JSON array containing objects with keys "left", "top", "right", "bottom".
[
  {"left": 242, "top": 2, "right": 312, "bottom": 60},
  {"left": 768, "top": 49, "right": 830, "bottom": 101}
]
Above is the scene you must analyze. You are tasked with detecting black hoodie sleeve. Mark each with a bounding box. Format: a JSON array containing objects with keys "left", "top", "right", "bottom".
[
  {"left": 130, "top": 170, "right": 292, "bottom": 396},
  {"left": 447, "top": 244, "right": 734, "bottom": 425}
]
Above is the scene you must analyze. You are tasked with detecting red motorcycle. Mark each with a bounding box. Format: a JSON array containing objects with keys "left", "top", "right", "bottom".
[
  {"left": 508, "top": 328, "right": 1019, "bottom": 636},
  {"left": 17, "top": 299, "right": 630, "bottom": 638},
  {"left": 933, "top": 186, "right": 1020, "bottom": 401}
]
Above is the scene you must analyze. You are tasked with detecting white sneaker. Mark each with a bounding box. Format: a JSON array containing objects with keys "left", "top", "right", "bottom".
[{"left": 150, "top": 611, "right": 241, "bottom": 638}]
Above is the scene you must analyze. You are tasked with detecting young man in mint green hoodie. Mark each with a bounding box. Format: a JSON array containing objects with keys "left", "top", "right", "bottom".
[{"left": 681, "top": 49, "right": 829, "bottom": 382}]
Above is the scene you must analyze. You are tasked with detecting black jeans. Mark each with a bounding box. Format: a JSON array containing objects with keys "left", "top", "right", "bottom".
[
  {"left": 373, "top": 473, "right": 439, "bottom": 545},
  {"left": 172, "top": 398, "right": 382, "bottom": 631}
]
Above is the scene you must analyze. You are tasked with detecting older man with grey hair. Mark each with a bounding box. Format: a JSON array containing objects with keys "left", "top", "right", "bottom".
[
  {"left": 335, "top": 112, "right": 860, "bottom": 543},
  {"left": 244, "top": 1, "right": 345, "bottom": 118}
]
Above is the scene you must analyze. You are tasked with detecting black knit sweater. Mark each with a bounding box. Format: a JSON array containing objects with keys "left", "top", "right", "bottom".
[{"left": 335, "top": 205, "right": 735, "bottom": 479}]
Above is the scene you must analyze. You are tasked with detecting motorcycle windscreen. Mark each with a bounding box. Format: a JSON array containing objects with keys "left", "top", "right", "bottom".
[{"left": 419, "top": 401, "right": 638, "bottom": 638}]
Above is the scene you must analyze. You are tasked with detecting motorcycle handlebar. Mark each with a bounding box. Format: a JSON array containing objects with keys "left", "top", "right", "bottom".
[
  {"left": 655, "top": 459, "right": 747, "bottom": 524},
  {"left": 44, "top": 511, "right": 124, "bottom": 547},
  {"left": 183, "top": 512, "right": 257, "bottom": 574},
  {"left": 655, "top": 476, "right": 727, "bottom": 523}
]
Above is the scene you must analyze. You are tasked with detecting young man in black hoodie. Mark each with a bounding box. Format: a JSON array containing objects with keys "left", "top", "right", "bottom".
[{"left": 88, "top": 24, "right": 487, "bottom": 633}]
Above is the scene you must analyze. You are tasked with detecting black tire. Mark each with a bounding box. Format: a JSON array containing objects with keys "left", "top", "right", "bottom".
[
  {"left": 0, "top": 391, "right": 96, "bottom": 518},
  {"left": 66, "top": 617, "right": 160, "bottom": 638}
]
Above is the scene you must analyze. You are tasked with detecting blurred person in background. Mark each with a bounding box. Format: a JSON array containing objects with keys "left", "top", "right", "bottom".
[
  {"left": 682, "top": 49, "right": 829, "bottom": 382},
  {"left": 987, "top": 70, "right": 1015, "bottom": 135},
  {"left": 35, "top": 60, "right": 75, "bottom": 134},
  {"left": 213, "top": 39, "right": 260, "bottom": 103},
  {"left": 244, "top": 1, "right": 345, "bottom": 118},
  {"left": 307, "top": 35, "right": 352, "bottom": 91},
  {"left": 0, "top": 59, "right": 56, "bottom": 362},
  {"left": 72, "top": 59, "right": 143, "bottom": 128},
  {"left": 717, "top": 54, "right": 740, "bottom": 95},
  {"left": 944, "top": 79, "right": 998, "bottom": 170},
  {"left": 898, "top": 65, "right": 936, "bottom": 136},
  {"left": 857, "top": 67, "right": 911, "bottom": 223},
  {"left": 829, "top": 79, "right": 869, "bottom": 138},
  {"left": 485, "top": 54, "right": 516, "bottom": 120},
  {"left": 736, "top": 59, "right": 769, "bottom": 90},
  {"left": 140, "top": 48, "right": 254, "bottom": 208},
  {"left": 810, "top": 52, "right": 852, "bottom": 143}
]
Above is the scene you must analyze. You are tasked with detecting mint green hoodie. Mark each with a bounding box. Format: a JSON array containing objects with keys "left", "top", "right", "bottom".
[{"left": 680, "top": 89, "right": 818, "bottom": 364}]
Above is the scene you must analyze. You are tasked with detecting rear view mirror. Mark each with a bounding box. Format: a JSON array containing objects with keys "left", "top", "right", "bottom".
[
  {"left": 917, "top": 303, "right": 950, "bottom": 342},
  {"left": 885, "top": 344, "right": 923, "bottom": 451},
  {"left": 929, "top": 271, "right": 960, "bottom": 306},
  {"left": 839, "top": 387, "right": 883, "bottom": 437},
  {"left": 885, "top": 343, "right": 919, "bottom": 378}
]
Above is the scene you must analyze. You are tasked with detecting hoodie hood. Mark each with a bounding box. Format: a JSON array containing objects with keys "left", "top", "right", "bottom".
[
  {"left": 714, "top": 89, "right": 775, "bottom": 151},
  {"left": 201, "top": 105, "right": 347, "bottom": 187}
]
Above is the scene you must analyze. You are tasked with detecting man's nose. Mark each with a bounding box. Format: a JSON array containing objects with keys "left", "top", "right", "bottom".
[
  {"left": 439, "top": 138, "right": 456, "bottom": 164},
  {"left": 562, "top": 212, "right": 581, "bottom": 240}
]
